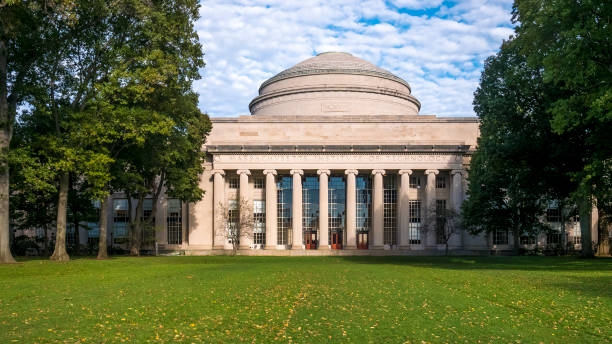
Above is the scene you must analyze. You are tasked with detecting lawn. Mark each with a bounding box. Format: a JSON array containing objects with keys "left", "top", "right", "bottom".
[{"left": 0, "top": 256, "right": 610, "bottom": 343}]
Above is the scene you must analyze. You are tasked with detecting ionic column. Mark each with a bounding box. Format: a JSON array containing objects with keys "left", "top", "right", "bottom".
[
  {"left": 264, "top": 170, "right": 277, "bottom": 248},
  {"left": 290, "top": 170, "right": 303, "bottom": 249},
  {"left": 237, "top": 169, "right": 251, "bottom": 248},
  {"left": 398, "top": 170, "right": 412, "bottom": 247},
  {"left": 212, "top": 169, "right": 225, "bottom": 248},
  {"left": 317, "top": 169, "right": 330, "bottom": 249},
  {"left": 345, "top": 169, "right": 358, "bottom": 249},
  {"left": 451, "top": 169, "right": 464, "bottom": 247},
  {"left": 372, "top": 169, "right": 385, "bottom": 249},
  {"left": 425, "top": 169, "right": 439, "bottom": 248}
]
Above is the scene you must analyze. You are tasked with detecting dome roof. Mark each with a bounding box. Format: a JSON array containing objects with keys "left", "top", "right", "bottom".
[
  {"left": 259, "top": 52, "right": 411, "bottom": 92},
  {"left": 249, "top": 52, "right": 421, "bottom": 117}
]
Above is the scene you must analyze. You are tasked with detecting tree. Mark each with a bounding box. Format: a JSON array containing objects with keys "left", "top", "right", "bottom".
[
  {"left": 463, "top": 39, "right": 581, "bottom": 254},
  {"left": 0, "top": 0, "right": 77, "bottom": 263},
  {"left": 98, "top": 0, "right": 210, "bottom": 256},
  {"left": 512, "top": 0, "right": 612, "bottom": 257},
  {"left": 218, "top": 198, "right": 254, "bottom": 256},
  {"left": 426, "top": 206, "right": 461, "bottom": 256},
  {"left": 8, "top": 0, "right": 209, "bottom": 261}
]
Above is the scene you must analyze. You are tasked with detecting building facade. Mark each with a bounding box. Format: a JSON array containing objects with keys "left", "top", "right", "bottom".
[{"left": 82, "top": 52, "right": 588, "bottom": 255}]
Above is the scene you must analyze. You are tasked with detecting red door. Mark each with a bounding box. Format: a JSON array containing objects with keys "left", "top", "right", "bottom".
[
  {"left": 331, "top": 232, "right": 342, "bottom": 249},
  {"left": 357, "top": 232, "right": 368, "bottom": 249},
  {"left": 304, "top": 231, "right": 317, "bottom": 249}
]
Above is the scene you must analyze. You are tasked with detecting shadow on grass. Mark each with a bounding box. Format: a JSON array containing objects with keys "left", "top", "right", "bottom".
[
  {"left": 334, "top": 255, "right": 612, "bottom": 272},
  {"left": 12, "top": 254, "right": 612, "bottom": 273}
]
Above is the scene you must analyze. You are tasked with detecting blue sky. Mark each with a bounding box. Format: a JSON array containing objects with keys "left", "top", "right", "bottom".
[{"left": 195, "top": 0, "right": 515, "bottom": 117}]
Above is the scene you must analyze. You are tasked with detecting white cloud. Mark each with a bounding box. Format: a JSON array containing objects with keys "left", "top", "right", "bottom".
[
  {"left": 194, "top": 0, "right": 514, "bottom": 117},
  {"left": 389, "top": 0, "right": 444, "bottom": 10}
]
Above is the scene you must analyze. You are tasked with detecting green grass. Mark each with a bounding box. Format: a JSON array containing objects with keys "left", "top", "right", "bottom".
[{"left": 0, "top": 256, "right": 610, "bottom": 343}]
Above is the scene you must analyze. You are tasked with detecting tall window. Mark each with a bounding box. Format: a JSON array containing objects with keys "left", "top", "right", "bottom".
[
  {"left": 409, "top": 175, "right": 421, "bottom": 188},
  {"left": 254, "top": 177, "right": 264, "bottom": 189},
  {"left": 546, "top": 208, "right": 561, "bottom": 223},
  {"left": 436, "top": 200, "right": 446, "bottom": 244},
  {"left": 66, "top": 224, "right": 76, "bottom": 247},
  {"left": 493, "top": 229, "right": 508, "bottom": 245},
  {"left": 113, "top": 199, "right": 129, "bottom": 244},
  {"left": 547, "top": 231, "right": 561, "bottom": 245},
  {"left": 328, "top": 176, "right": 346, "bottom": 245},
  {"left": 408, "top": 200, "right": 421, "bottom": 244},
  {"left": 436, "top": 176, "right": 446, "bottom": 188},
  {"left": 571, "top": 222, "right": 581, "bottom": 245},
  {"left": 229, "top": 177, "right": 239, "bottom": 189},
  {"left": 88, "top": 201, "right": 100, "bottom": 246},
  {"left": 302, "top": 176, "right": 319, "bottom": 244},
  {"left": 383, "top": 175, "right": 397, "bottom": 246},
  {"left": 277, "top": 176, "right": 292, "bottom": 245},
  {"left": 142, "top": 199, "right": 153, "bottom": 220},
  {"left": 167, "top": 199, "right": 182, "bottom": 245},
  {"left": 227, "top": 199, "right": 238, "bottom": 236},
  {"left": 253, "top": 200, "right": 266, "bottom": 245},
  {"left": 356, "top": 176, "right": 372, "bottom": 234}
]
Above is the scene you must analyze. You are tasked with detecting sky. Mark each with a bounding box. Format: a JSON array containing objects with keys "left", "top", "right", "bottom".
[{"left": 195, "top": 0, "right": 515, "bottom": 118}]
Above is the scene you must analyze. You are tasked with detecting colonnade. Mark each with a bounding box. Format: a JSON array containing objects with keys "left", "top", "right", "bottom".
[{"left": 210, "top": 168, "right": 464, "bottom": 250}]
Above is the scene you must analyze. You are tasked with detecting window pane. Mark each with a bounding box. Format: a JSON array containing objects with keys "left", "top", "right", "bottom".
[
  {"left": 383, "top": 175, "right": 397, "bottom": 245},
  {"left": 167, "top": 199, "right": 182, "bottom": 244},
  {"left": 276, "top": 176, "right": 292, "bottom": 245}
]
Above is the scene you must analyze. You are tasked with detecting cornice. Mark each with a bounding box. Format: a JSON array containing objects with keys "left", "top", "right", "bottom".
[
  {"left": 259, "top": 68, "right": 412, "bottom": 94},
  {"left": 206, "top": 144, "right": 472, "bottom": 154},
  {"left": 210, "top": 115, "right": 479, "bottom": 124},
  {"left": 249, "top": 85, "right": 421, "bottom": 113}
]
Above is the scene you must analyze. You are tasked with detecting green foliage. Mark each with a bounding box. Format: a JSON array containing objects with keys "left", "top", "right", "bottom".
[
  {"left": 8, "top": 0, "right": 211, "bottom": 258},
  {"left": 464, "top": 40, "right": 580, "bottom": 242},
  {"left": 0, "top": 256, "right": 610, "bottom": 342},
  {"left": 512, "top": 0, "right": 612, "bottom": 214}
]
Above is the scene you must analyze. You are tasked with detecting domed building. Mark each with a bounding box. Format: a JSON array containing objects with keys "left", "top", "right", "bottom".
[
  {"left": 185, "top": 52, "right": 488, "bottom": 254},
  {"left": 88, "top": 52, "right": 587, "bottom": 255}
]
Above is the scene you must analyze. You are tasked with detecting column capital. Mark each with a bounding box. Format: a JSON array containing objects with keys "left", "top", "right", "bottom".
[
  {"left": 236, "top": 169, "right": 251, "bottom": 176},
  {"left": 263, "top": 169, "right": 277, "bottom": 176},
  {"left": 317, "top": 169, "right": 330, "bottom": 176},
  {"left": 425, "top": 169, "right": 439, "bottom": 175},
  {"left": 211, "top": 169, "right": 225, "bottom": 176},
  {"left": 451, "top": 169, "right": 463, "bottom": 176},
  {"left": 371, "top": 169, "right": 386, "bottom": 175},
  {"left": 398, "top": 169, "right": 413, "bottom": 175},
  {"left": 290, "top": 169, "right": 304, "bottom": 176},
  {"left": 344, "top": 169, "right": 358, "bottom": 176}
]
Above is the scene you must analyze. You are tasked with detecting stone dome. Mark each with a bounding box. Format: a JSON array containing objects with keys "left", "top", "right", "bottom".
[{"left": 249, "top": 52, "right": 421, "bottom": 116}]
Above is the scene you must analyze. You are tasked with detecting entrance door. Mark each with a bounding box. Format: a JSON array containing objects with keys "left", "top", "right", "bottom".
[
  {"left": 304, "top": 231, "right": 317, "bottom": 249},
  {"left": 331, "top": 231, "right": 342, "bottom": 249},
  {"left": 357, "top": 232, "right": 369, "bottom": 249}
]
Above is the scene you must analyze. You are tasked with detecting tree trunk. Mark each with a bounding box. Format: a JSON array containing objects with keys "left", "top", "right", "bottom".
[
  {"left": 50, "top": 172, "right": 70, "bottom": 261},
  {"left": 130, "top": 194, "right": 144, "bottom": 256},
  {"left": 578, "top": 194, "right": 594, "bottom": 257},
  {"left": 0, "top": 129, "right": 15, "bottom": 262},
  {"left": 0, "top": 39, "right": 16, "bottom": 264},
  {"left": 445, "top": 242, "right": 449, "bottom": 256},
  {"left": 97, "top": 196, "right": 109, "bottom": 259}
]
